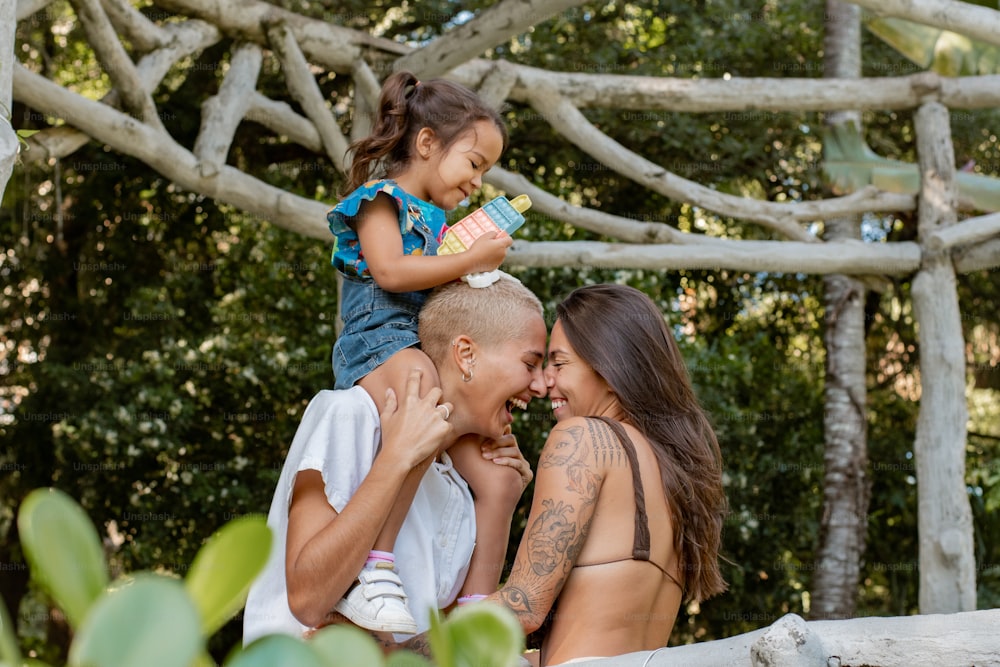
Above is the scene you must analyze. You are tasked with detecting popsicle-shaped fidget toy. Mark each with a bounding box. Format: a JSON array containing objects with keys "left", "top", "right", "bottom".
[{"left": 437, "top": 194, "right": 531, "bottom": 288}]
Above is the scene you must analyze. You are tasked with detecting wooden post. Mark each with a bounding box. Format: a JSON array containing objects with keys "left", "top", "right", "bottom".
[{"left": 911, "top": 101, "right": 975, "bottom": 612}]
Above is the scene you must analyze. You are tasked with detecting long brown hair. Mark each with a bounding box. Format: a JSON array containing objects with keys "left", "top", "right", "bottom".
[
  {"left": 342, "top": 71, "right": 508, "bottom": 195},
  {"left": 556, "top": 284, "right": 728, "bottom": 603}
]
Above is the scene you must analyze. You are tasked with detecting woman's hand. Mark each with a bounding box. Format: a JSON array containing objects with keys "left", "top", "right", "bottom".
[
  {"left": 481, "top": 429, "right": 533, "bottom": 492},
  {"left": 380, "top": 368, "right": 454, "bottom": 470}
]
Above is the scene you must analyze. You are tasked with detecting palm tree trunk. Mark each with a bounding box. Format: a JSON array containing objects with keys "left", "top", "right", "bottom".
[{"left": 810, "top": 0, "right": 870, "bottom": 620}]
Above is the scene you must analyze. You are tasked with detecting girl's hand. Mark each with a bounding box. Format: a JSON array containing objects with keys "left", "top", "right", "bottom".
[
  {"left": 380, "top": 368, "right": 454, "bottom": 469},
  {"left": 481, "top": 430, "right": 533, "bottom": 492},
  {"left": 464, "top": 231, "right": 512, "bottom": 274}
]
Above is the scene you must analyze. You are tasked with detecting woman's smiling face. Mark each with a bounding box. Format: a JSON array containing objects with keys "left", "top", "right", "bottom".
[
  {"left": 544, "top": 319, "right": 614, "bottom": 422},
  {"left": 461, "top": 309, "right": 548, "bottom": 438}
]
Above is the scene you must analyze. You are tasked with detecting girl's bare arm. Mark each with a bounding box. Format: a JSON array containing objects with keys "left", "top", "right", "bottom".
[{"left": 356, "top": 195, "right": 510, "bottom": 292}]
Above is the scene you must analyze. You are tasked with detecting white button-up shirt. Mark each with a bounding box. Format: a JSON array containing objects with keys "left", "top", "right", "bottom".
[{"left": 243, "top": 386, "right": 476, "bottom": 644}]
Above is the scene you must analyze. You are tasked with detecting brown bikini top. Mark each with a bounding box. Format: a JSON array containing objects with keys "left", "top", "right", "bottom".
[{"left": 572, "top": 416, "right": 682, "bottom": 590}]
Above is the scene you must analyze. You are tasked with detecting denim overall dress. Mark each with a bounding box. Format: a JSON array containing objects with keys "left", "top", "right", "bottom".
[{"left": 328, "top": 180, "right": 447, "bottom": 389}]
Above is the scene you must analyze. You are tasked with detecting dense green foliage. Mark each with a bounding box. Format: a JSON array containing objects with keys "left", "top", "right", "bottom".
[
  {"left": 2, "top": 0, "right": 999, "bottom": 661},
  {"left": 3, "top": 487, "right": 521, "bottom": 667}
]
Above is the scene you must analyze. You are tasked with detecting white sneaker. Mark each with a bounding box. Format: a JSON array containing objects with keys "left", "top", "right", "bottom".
[{"left": 334, "top": 562, "right": 417, "bottom": 634}]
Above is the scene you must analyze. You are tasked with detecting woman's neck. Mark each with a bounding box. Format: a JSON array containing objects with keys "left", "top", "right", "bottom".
[{"left": 590, "top": 398, "right": 629, "bottom": 424}]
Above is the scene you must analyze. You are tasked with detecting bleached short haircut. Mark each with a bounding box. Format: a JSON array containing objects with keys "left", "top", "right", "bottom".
[{"left": 419, "top": 272, "right": 544, "bottom": 365}]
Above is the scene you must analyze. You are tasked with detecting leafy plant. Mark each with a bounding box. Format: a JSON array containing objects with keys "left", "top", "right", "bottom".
[
  {"left": 865, "top": 14, "right": 1000, "bottom": 77},
  {"left": 16, "top": 488, "right": 109, "bottom": 631},
  {"left": 835, "top": 6, "right": 1000, "bottom": 213},
  {"left": 3, "top": 487, "right": 525, "bottom": 667},
  {"left": 427, "top": 603, "right": 524, "bottom": 667},
  {"left": 822, "top": 121, "right": 1000, "bottom": 212}
]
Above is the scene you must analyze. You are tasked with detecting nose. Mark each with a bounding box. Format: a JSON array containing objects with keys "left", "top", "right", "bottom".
[
  {"left": 471, "top": 172, "right": 483, "bottom": 189},
  {"left": 542, "top": 364, "right": 556, "bottom": 390},
  {"left": 530, "top": 365, "right": 548, "bottom": 398}
]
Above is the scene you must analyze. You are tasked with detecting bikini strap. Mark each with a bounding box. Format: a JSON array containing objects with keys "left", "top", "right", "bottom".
[
  {"left": 590, "top": 417, "right": 683, "bottom": 591},
  {"left": 590, "top": 416, "right": 650, "bottom": 561}
]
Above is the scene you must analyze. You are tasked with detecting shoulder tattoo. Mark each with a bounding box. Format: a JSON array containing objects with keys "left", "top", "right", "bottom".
[{"left": 539, "top": 424, "right": 602, "bottom": 500}]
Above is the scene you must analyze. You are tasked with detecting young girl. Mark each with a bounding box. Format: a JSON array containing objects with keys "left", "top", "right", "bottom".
[{"left": 326, "top": 71, "right": 525, "bottom": 634}]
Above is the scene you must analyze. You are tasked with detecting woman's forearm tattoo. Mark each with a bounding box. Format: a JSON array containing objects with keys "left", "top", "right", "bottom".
[{"left": 501, "top": 425, "right": 604, "bottom": 625}]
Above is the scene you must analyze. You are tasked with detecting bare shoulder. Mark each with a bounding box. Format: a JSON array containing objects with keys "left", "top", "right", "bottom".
[
  {"left": 541, "top": 417, "right": 628, "bottom": 472},
  {"left": 539, "top": 417, "right": 588, "bottom": 459}
]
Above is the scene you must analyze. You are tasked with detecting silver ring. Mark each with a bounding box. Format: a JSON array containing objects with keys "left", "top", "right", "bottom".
[{"left": 437, "top": 404, "right": 451, "bottom": 420}]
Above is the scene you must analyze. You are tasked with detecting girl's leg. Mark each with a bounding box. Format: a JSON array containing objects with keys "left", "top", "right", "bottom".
[
  {"left": 337, "top": 347, "right": 440, "bottom": 633},
  {"left": 448, "top": 434, "right": 525, "bottom": 597}
]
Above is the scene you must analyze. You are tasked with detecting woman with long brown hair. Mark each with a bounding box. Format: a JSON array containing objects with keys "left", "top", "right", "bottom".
[{"left": 487, "top": 283, "right": 728, "bottom": 666}]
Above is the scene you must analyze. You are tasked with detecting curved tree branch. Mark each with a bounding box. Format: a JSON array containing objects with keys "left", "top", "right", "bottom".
[
  {"left": 486, "top": 167, "right": 690, "bottom": 244},
  {"left": 99, "top": 0, "right": 167, "bottom": 52},
  {"left": 506, "top": 238, "right": 920, "bottom": 275},
  {"left": 526, "top": 85, "right": 816, "bottom": 241},
  {"left": 14, "top": 63, "right": 331, "bottom": 241},
  {"left": 266, "top": 22, "right": 349, "bottom": 172},
  {"left": 69, "top": 0, "right": 165, "bottom": 131},
  {"left": 350, "top": 58, "right": 382, "bottom": 141},
  {"left": 21, "top": 18, "right": 221, "bottom": 165},
  {"left": 393, "top": 0, "right": 590, "bottom": 78},
  {"left": 245, "top": 91, "right": 320, "bottom": 152},
  {"left": 527, "top": 87, "right": 911, "bottom": 241},
  {"left": 193, "top": 42, "right": 263, "bottom": 178}
]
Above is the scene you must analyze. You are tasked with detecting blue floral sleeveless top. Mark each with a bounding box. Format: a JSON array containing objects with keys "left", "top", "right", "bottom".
[{"left": 328, "top": 179, "right": 448, "bottom": 279}]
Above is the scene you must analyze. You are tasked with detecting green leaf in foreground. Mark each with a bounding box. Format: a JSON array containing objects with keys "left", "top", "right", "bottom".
[
  {"left": 309, "top": 624, "right": 386, "bottom": 666},
  {"left": 225, "top": 634, "right": 326, "bottom": 667},
  {"left": 185, "top": 516, "right": 272, "bottom": 636},
  {"left": 16, "top": 488, "right": 109, "bottom": 629},
  {"left": 431, "top": 604, "right": 525, "bottom": 667},
  {"left": 0, "top": 593, "right": 21, "bottom": 667},
  {"left": 68, "top": 574, "right": 201, "bottom": 667},
  {"left": 386, "top": 650, "right": 434, "bottom": 667}
]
